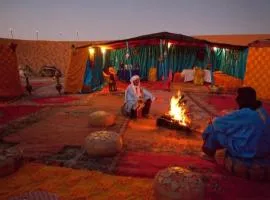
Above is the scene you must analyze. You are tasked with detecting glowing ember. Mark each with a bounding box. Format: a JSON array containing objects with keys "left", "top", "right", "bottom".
[{"left": 168, "top": 91, "right": 190, "bottom": 126}]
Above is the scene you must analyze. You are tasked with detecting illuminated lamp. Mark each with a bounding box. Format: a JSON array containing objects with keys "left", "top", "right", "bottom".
[
  {"left": 88, "top": 48, "right": 95, "bottom": 55},
  {"left": 168, "top": 42, "right": 172, "bottom": 49},
  {"left": 101, "top": 47, "right": 106, "bottom": 54}
]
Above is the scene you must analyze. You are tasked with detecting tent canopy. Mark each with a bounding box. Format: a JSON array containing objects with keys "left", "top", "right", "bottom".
[
  {"left": 65, "top": 32, "right": 249, "bottom": 93},
  {"left": 78, "top": 32, "right": 247, "bottom": 50},
  {"left": 248, "top": 39, "right": 270, "bottom": 47},
  {"left": 244, "top": 39, "right": 270, "bottom": 100}
]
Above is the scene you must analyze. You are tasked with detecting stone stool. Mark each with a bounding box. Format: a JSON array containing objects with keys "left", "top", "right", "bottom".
[
  {"left": 84, "top": 131, "right": 122, "bottom": 157},
  {"left": 153, "top": 166, "right": 205, "bottom": 200},
  {"left": 224, "top": 152, "right": 270, "bottom": 181},
  {"left": 88, "top": 111, "right": 116, "bottom": 127}
]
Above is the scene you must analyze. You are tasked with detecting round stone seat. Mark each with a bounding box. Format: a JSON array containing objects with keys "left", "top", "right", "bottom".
[
  {"left": 224, "top": 152, "right": 270, "bottom": 181},
  {"left": 0, "top": 148, "right": 23, "bottom": 177},
  {"left": 153, "top": 166, "right": 205, "bottom": 200},
  {"left": 84, "top": 131, "right": 123, "bottom": 157},
  {"left": 88, "top": 111, "right": 116, "bottom": 127}
]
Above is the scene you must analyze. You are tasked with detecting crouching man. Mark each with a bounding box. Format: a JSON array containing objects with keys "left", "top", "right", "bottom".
[{"left": 123, "top": 75, "right": 155, "bottom": 119}]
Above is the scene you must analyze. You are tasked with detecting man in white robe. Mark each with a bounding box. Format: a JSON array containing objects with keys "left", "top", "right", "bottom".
[{"left": 124, "top": 75, "right": 155, "bottom": 118}]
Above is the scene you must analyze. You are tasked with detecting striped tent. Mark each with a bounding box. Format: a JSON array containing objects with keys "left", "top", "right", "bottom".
[
  {"left": 0, "top": 43, "right": 23, "bottom": 99},
  {"left": 244, "top": 39, "right": 270, "bottom": 100}
]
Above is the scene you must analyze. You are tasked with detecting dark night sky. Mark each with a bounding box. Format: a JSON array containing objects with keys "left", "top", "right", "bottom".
[{"left": 0, "top": 0, "right": 269, "bottom": 41}]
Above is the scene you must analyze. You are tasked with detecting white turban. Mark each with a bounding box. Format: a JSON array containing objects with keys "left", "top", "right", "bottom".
[
  {"left": 130, "top": 75, "right": 140, "bottom": 83},
  {"left": 129, "top": 75, "right": 141, "bottom": 98}
]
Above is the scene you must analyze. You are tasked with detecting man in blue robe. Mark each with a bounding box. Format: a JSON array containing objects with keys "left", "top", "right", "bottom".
[
  {"left": 124, "top": 75, "right": 155, "bottom": 118},
  {"left": 202, "top": 87, "right": 270, "bottom": 161}
]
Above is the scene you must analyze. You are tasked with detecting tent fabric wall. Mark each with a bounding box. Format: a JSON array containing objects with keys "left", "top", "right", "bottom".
[
  {"left": 109, "top": 45, "right": 160, "bottom": 80},
  {"left": 64, "top": 48, "right": 89, "bottom": 93},
  {"left": 244, "top": 47, "right": 270, "bottom": 100},
  {"left": 83, "top": 48, "right": 104, "bottom": 92},
  {"left": 210, "top": 48, "right": 248, "bottom": 80},
  {"left": 0, "top": 44, "right": 23, "bottom": 98},
  {"left": 108, "top": 45, "right": 206, "bottom": 81}
]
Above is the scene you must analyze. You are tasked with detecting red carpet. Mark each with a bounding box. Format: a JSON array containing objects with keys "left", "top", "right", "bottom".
[
  {"left": 141, "top": 81, "right": 170, "bottom": 91},
  {"left": 116, "top": 152, "right": 225, "bottom": 178},
  {"left": 207, "top": 95, "right": 238, "bottom": 111},
  {"left": 0, "top": 105, "right": 43, "bottom": 125},
  {"left": 32, "top": 96, "right": 79, "bottom": 104},
  {"left": 116, "top": 152, "right": 270, "bottom": 200},
  {"left": 208, "top": 95, "right": 270, "bottom": 113}
]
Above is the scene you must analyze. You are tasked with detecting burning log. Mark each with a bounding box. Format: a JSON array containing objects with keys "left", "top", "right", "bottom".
[
  {"left": 156, "top": 91, "right": 192, "bottom": 132},
  {"left": 156, "top": 114, "right": 191, "bottom": 132}
]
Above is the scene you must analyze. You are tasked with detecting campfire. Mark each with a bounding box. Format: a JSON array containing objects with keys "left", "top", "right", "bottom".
[{"left": 157, "top": 91, "right": 191, "bottom": 132}]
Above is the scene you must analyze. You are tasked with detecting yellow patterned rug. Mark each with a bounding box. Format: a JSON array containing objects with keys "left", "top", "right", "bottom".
[{"left": 0, "top": 163, "right": 154, "bottom": 200}]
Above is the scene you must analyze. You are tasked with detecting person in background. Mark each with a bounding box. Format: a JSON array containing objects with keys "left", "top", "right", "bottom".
[
  {"left": 103, "top": 66, "right": 117, "bottom": 92},
  {"left": 201, "top": 87, "right": 270, "bottom": 162},
  {"left": 123, "top": 75, "right": 155, "bottom": 119}
]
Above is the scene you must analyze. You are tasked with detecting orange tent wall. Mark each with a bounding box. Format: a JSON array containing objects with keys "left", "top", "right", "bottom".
[
  {"left": 64, "top": 48, "right": 89, "bottom": 93},
  {"left": 0, "top": 44, "right": 23, "bottom": 98},
  {"left": 244, "top": 47, "right": 270, "bottom": 100}
]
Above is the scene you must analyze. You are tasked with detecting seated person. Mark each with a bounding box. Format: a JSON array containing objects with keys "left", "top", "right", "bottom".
[
  {"left": 193, "top": 67, "right": 205, "bottom": 85},
  {"left": 103, "top": 67, "right": 117, "bottom": 91},
  {"left": 202, "top": 87, "right": 270, "bottom": 162},
  {"left": 124, "top": 75, "right": 155, "bottom": 118}
]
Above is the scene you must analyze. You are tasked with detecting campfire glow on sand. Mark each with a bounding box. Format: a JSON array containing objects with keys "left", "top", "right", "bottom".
[{"left": 156, "top": 90, "right": 191, "bottom": 131}]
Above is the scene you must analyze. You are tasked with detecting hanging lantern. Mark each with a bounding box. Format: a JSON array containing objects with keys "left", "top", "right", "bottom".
[
  {"left": 125, "top": 53, "right": 130, "bottom": 59},
  {"left": 168, "top": 42, "right": 172, "bottom": 49},
  {"left": 88, "top": 48, "right": 95, "bottom": 55},
  {"left": 101, "top": 47, "right": 106, "bottom": 54}
]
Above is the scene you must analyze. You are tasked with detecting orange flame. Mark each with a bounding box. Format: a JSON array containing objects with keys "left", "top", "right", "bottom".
[{"left": 168, "top": 91, "right": 190, "bottom": 126}]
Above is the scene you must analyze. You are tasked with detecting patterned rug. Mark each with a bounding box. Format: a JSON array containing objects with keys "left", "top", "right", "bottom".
[
  {"left": 3, "top": 106, "right": 128, "bottom": 160},
  {"left": 114, "top": 152, "right": 270, "bottom": 200},
  {"left": 0, "top": 163, "right": 153, "bottom": 200},
  {"left": 9, "top": 190, "right": 59, "bottom": 200},
  {"left": 1, "top": 90, "right": 270, "bottom": 199},
  {"left": 0, "top": 105, "right": 44, "bottom": 125},
  {"left": 2, "top": 94, "right": 129, "bottom": 173}
]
